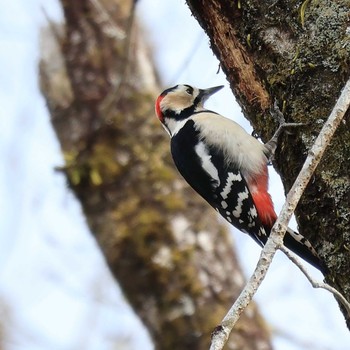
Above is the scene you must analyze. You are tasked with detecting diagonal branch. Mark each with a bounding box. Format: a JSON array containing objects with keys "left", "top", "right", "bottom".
[
  {"left": 210, "top": 78, "right": 350, "bottom": 350},
  {"left": 279, "top": 246, "right": 350, "bottom": 315}
]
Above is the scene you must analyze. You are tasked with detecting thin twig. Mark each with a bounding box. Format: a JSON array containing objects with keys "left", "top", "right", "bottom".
[
  {"left": 210, "top": 78, "right": 350, "bottom": 350},
  {"left": 280, "top": 246, "right": 350, "bottom": 316}
]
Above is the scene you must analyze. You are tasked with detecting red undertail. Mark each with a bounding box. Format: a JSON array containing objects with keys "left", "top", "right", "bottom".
[{"left": 249, "top": 166, "right": 277, "bottom": 229}]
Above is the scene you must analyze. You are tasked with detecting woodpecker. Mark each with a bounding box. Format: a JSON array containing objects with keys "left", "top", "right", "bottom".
[{"left": 155, "top": 84, "right": 322, "bottom": 271}]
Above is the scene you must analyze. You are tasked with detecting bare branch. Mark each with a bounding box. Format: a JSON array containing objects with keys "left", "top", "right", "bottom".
[
  {"left": 210, "top": 79, "right": 350, "bottom": 350},
  {"left": 280, "top": 246, "right": 350, "bottom": 316}
]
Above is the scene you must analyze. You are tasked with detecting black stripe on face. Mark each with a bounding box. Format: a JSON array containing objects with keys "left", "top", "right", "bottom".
[{"left": 160, "top": 85, "right": 179, "bottom": 96}]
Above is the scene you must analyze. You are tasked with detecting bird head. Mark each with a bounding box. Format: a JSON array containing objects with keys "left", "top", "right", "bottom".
[{"left": 155, "top": 84, "right": 223, "bottom": 135}]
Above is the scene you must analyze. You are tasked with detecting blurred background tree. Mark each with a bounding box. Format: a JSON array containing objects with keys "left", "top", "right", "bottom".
[{"left": 40, "top": 0, "right": 272, "bottom": 349}]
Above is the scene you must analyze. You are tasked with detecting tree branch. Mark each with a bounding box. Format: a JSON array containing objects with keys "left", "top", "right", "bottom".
[
  {"left": 210, "top": 79, "right": 350, "bottom": 350},
  {"left": 280, "top": 246, "right": 350, "bottom": 316}
]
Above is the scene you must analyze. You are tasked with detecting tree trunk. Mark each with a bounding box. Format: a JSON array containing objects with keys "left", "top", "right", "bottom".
[
  {"left": 40, "top": 0, "right": 273, "bottom": 348},
  {"left": 185, "top": 0, "right": 350, "bottom": 326}
]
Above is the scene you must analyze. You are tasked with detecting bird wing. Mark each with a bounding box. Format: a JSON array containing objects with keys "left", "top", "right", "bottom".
[{"left": 171, "top": 118, "right": 267, "bottom": 247}]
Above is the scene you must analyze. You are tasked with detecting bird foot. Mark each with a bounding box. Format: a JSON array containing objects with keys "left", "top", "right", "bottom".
[{"left": 265, "top": 101, "right": 305, "bottom": 161}]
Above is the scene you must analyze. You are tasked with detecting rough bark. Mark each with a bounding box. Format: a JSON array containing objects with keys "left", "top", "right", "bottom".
[
  {"left": 185, "top": 0, "right": 350, "bottom": 326},
  {"left": 40, "top": 0, "right": 273, "bottom": 349}
]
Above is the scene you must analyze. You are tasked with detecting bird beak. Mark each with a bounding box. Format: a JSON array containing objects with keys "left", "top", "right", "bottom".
[{"left": 198, "top": 85, "right": 224, "bottom": 103}]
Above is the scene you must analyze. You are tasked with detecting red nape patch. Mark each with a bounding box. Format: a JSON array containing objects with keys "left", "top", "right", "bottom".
[{"left": 155, "top": 95, "right": 164, "bottom": 122}]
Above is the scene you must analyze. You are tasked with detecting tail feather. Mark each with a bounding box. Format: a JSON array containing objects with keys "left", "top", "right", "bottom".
[
  {"left": 248, "top": 167, "right": 323, "bottom": 272},
  {"left": 283, "top": 227, "right": 323, "bottom": 272}
]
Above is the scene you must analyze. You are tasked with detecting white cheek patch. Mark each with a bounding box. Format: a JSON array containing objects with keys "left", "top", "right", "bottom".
[
  {"left": 195, "top": 142, "right": 220, "bottom": 185},
  {"left": 165, "top": 118, "right": 187, "bottom": 136},
  {"left": 161, "top": 92, "right": 192, "bottom": 114}
]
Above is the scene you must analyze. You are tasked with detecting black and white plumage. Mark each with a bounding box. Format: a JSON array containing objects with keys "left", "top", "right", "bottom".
[{"left": 155, "top": 84, "right": 322, "bottom": 271}]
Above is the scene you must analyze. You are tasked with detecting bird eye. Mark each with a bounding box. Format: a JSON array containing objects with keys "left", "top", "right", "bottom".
[{"left": 185, "top": 86, "right": 193, "bottom": 95}]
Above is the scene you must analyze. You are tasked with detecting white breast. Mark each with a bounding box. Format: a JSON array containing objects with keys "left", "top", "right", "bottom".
[{"left": 192, "top": 112, "right": 267, "bottom": 179}]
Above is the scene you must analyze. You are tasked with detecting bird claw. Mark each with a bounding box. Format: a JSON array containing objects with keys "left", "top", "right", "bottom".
[
  {"left": 270, "top": 100, "right": 306, "bottom": 130},
  {"left": 270, "top": 100, "right": 305, "bottom": 138},
  {"left": 270, "top": 100, "right": 286, "bottom": 125},
  {"left": 265, "top": 100, "right": 305, "bottom": 160}
]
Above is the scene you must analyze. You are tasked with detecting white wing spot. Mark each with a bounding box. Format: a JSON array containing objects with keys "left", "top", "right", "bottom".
[
  {"left": 232, "top": 188, "right": 249, "bottom": 218},
  {"left": 287, "top": 228, "right": 317, "bottom": 255},
  {"left": 221, "top": 201, "right": 228, "bottom": 209},
  {"left": 258, "top": 228, "right": 266, "bottom": 237},
  {"left": 249, "top": 207, "right": 257, "bottom": 218},
  {"left": 195, "top": 142, "right": 220, "bottom": 185},
  {"left": 220, "top": 172, "right": 242, "bottom": 199}
]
